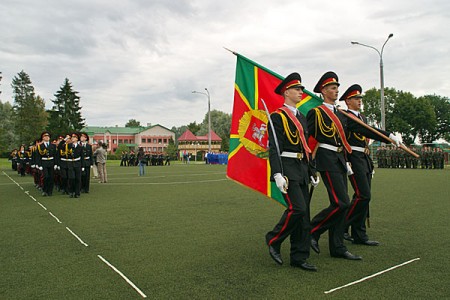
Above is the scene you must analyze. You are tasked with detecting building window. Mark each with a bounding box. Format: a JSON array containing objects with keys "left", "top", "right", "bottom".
[
  {"left": 153, "top": 139, "right": 157, "bottom": 143},
  {"left": 158, "top": 139, "right": 162, "bottom": 144},
  {"left": 153, "top": 147, "right": 157, "bottom": 152},
  {"left": 113, "top": 139, "right": 117, "bottom": 144},
  {"left": 119, "top": 139, "right": 123, "bottom": 144},
  {"left": 163, "top": 138, "right": 167, "bottom": 143},
  {"left": 158, "top": 147, "right": 162, "bottom": 152},
  {"left": 141, "top": 138, "right": 146, "bottom": 143}
]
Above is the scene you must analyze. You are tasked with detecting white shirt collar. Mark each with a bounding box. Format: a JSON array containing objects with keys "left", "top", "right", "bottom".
[
  {"left": 348, "top": 109, "right": 360, "bottom": 117},
  {"left": 283, "top": 104, "right": 298, "bottom": 116},
  {"left": 323, "top": 102, "right": 336, "bottom": 112}
]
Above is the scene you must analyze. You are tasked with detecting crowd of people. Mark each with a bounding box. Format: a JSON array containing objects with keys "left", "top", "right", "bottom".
[
  {"left": 8, "top": 131, "right": 108, "bottom": 198},
  {"left": 119, "top": 150, "right": 170, "bottom": 167},
  {"left": 375, "top": 146, "right": 446, "bottom": 169}
]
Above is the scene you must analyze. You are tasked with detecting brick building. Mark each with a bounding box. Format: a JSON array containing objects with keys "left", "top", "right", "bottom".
[
  {"left": 177, "top": 129, "right": 222, "bottom": 160},
  {"left": 83, "top": 124, "right": 175, "bottom": 153}
]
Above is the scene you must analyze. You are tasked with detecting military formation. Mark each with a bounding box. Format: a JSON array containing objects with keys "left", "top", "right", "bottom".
[
  {"left": 119, "top": 151, "right": 170, "bottom": 166},
  {"left": 375, "top": 146, "right": 445, "bottom": 169},
  {"left": 9, "top": 131, "right": 95, "bottom": 198}
]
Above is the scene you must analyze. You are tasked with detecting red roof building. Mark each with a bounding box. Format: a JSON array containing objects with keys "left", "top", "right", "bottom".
[{"left": 178, "top": 129, "right": 222, "bottom": 160}]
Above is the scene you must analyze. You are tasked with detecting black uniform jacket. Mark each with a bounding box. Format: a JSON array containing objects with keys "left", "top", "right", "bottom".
[{"left": 268, "top": 108, "right": 310, "bottom": 184}]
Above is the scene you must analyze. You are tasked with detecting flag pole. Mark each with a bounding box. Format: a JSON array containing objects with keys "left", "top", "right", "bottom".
[{"left": 338, "top": 109, "right": 419, "bottom": 158}]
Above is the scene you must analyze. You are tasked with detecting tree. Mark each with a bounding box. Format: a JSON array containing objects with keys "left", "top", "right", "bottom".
[
  {"left": 187, "top": 121, "right": 201, "bottom": 135},
  {"left": 125, "top": 119, "right": 141, "bottom": 127},
  {"left": 47, "top": 78, "right": 85, "bottom": 136},
  {"left": 418, "top": 94, "right": 450, "bottom": 142},
  {"left": 0, "top": 101, "right": 15, "bottom": 153},
  {"left": 198, "top": 109, "right": 231, "bottom": 151},
  {"left": 11, "top": 71, "right": 48, "bottom": 144},
  {"left": 165, "top": 138, "right": 178, "bottom": 159}
]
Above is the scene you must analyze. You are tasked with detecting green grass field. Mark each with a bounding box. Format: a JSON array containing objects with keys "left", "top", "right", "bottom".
[{"left": 1, "top": 159, "right": 449, "bottom": 299}]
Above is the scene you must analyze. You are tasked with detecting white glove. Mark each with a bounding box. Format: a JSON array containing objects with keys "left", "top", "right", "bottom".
[
  {"left": 90, "top": 165, "right": 93, "bottom": 169},
  {"left": 310, "top": 176, "right": 320, "bottom": 187},
  {"left": 274, "top": 173, "right": 288, "bottom": 194},
  {"left": 57, "top": 166, "right": 61, "bottom": 170},
  {"left": 39, "top": 166, "right": 43, "bottom": 171},
  {"left": 346, "top": 162, "right": 354, "bottom": 176},
  {"left": 31, "top": 164, "right": 35, "bottom": 168},
  {"left": 82, "top": 168, "right": 85, "bottom": 171},
  {"left": 389, "top": 133, "right": 401, "bottom": 147},
  {"left": 372, "top": 170, "right": 375, "bottom": 178},
  {"left": 54, "top": 165, "right": 58, "bottom": 170}
]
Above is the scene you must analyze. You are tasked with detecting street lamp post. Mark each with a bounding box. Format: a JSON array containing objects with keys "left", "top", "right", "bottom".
[
  {"left": 192, "top": 88, "right": 211, "bottom": 154},
  {"left": 351, "top": 33, "right": 394, "bottom": 131}
]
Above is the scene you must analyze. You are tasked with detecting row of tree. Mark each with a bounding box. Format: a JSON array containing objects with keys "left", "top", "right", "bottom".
[
  {"left": 0, "top": 71, "right": 84, "bottom": 154},
  {"left": 362, "top": 88, "right": 449, "bottom": 145}
]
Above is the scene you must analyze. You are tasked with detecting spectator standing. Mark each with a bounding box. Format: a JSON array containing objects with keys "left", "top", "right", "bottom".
[
  {"left": 94, "top": 141, "right": 108, "bottom": 183},
  {"left": 137, "top": 147, "right": 146, "bottom": 176}
]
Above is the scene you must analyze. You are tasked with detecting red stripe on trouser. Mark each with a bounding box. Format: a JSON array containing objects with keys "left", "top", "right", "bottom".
[
  {"left": 269, "top": 193, "right": 293, "bottom": 246},
  {"left": 311, "top": 171, "right": 340, "bottom": 233},
  {"left": 346, "top": 174, "right": 361, "bottom": 221}
]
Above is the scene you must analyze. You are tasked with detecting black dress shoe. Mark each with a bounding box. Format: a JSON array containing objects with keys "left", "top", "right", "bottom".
[
  {"left": 344, "top": 233, "right": 354, "bottom": 242},
  {"left": 332, "top": 251, "right": 362, "bottom": 260},
  {"left": 354, "top": 240, "right": 380, "bottom": 246},
  {"left": 42, "top": 192, "right": 48, "bottom": 197},
  {"left": 69, "top": 194, "right": 74, "bottom": 198},
  {"left": 268, "top": 245, "right": 283, "bottom": 265},
  {"left": 290, "top": 261, "right": 317, "bottom": 272},
  {"left": 311, "top": 238, "right": 320, "bottom": 254}
]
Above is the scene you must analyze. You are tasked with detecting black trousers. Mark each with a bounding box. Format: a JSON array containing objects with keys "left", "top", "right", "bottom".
[
  {"left": 266, "top": 180, "right": 311, "bottom": 263},
  {"left": 310, "top": 171, "right": 350, "bottom": 256},
  {"left": 346, "top": 172, "right": 372, "bottom": 243},
  {"left": 68, "top": 166, "right": 82, "bottom": 196},
  {"left": 81, "top": 166, "right": 91, "bottom": 192},
  {"left": 42, "top": 165, "right": 54, "bottom": 194}
]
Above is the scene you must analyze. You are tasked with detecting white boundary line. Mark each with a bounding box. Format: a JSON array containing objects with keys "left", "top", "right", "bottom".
[
  {"left": 104, "top": 178, "right": 228, "bottom": 185},
  {"left": 66, "top": 227, "right": 89, "bottom": 247},
  {"left": 49, "top": 212, "right": 62, "bottom": 223},
  {"left": 98, "top": 255, "right": 147, "bottom": 298},
  {"left": 37, "top": 202, "right": 47, "bottom": 210},
  {"left": 324, "top": 258, "right": 421, "bottom": 294}
]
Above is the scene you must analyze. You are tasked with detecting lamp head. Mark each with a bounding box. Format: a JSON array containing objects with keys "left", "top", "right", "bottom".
[{"left": 388, "top": 33, "right": 394, "bottom": 38}]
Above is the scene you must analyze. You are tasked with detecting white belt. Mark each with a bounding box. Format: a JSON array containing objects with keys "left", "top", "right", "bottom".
[
  {"left": 65, "top": 157, "right": 81, "bottom": 161},
  {"left": 281, "top": 151, "right": 304, "bottom": 159},
  {"left": 60, "top": 158, "right": 68, "bottom": 161},
  {"left": 319, "top": 143, "right": 344, "bottom": 153},
  {"left": 41, "top": 157, "right": 54, "bottom": 160},
  {"left": 350, "top": 146, "right": 366, "bottom": 153},
  {"left": 84, "top": 157, "right": 90, "bottom": 159}
]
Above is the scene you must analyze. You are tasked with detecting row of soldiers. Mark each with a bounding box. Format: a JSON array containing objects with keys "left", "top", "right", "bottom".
[
  {"left": 375, "top": 146, "right": 446, "bottom": 169},
  {"left": 9, "top": 131, "right": 95, "bottom": 198},
  {"left": 120, "top": 151, "right": 170, "bottom": 166}
]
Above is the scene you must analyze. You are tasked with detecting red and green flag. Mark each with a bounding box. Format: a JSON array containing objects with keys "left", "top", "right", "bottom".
[{"left": 226, "top": 52, "right": 322, "bottom": 207}]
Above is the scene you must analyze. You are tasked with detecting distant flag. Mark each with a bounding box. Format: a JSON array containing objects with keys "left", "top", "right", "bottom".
[{"left": 226, "top": 51, "right": 322, "bottom": 206}]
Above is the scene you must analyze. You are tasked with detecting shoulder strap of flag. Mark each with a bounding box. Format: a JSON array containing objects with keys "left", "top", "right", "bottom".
[{"left": 318, "top": 105, "right": 352, "bottom": 153}]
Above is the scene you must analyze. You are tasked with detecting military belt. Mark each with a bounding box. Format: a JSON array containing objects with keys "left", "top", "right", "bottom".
[
  {"left": 280, "top": 151, "right": 304, "bottom": 159},
  {"left": 319, "top": 143, "right": 343, "bottom": 153},
  {"left": 350, "top": 146, "right": 366, "bottom": 153},
  {"left": 41, "top": 157, "right": 54, "bottom": 160}
]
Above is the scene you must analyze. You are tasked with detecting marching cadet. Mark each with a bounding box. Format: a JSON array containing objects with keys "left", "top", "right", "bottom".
[
  {"left": 53, "top": 135, "right": 64, "bottom": 192},
  {"left": 80, "top": 132, "right": 93, "bottom": 193},
  {"left": 9, "top": 149, "right": 18, "bottom": 171},
  {"left": 66, "top": 132, "right": 84, "bottom": 198},
  {"left": 36, "top": 131, "right": 57, "bottom": 196},
  {"left": 58, "top": 134, "right": 71, "bottom": 195},
  {"left": 17, "top": 144, "right": 27, "bottom": 177},
  {"left": 339, "top": 84, "right": 400, "bottom": 246},
  {"left": 307, "top": 72, "right": 401, "bottom": 260},
  {"left": 265, "top": 72, "right": 318, "bottom": 271}
]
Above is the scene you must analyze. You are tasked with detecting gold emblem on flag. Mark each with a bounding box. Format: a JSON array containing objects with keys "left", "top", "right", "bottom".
[{"left": 238, "top": 109, "right": 269, "bottom": 158}]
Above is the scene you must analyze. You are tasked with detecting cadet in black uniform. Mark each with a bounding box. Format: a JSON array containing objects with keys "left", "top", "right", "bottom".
[
  {"left": 80, "top": 132, "right": 93, "bottom": 193},
  {"left": 265, "top": 73, "right": 317, "bottom": 271},
  {"left": 307, "top": 72, "right": 362, "bottom": 260},
  {"left": 37, "top": 131, "right": 57, "bottom": 196},
  {"left": 66, "top": 132, "right": 84, "bottom": 198},
  {"left": 340, "top": 84, "right": 400, "bottom": 246}
]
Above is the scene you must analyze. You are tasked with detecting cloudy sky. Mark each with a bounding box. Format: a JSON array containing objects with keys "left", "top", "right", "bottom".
[{"left": 1, "top": 0, "right": 449, "bottom": 128}]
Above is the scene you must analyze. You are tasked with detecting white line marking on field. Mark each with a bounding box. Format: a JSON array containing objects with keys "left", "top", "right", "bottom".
[
  {"left": 324, "top": 258, "right": 421, "bottom": 294},
  {"left": 66, "top": 227, "right": 89, "bottom": 247},
  {"left": 107, "top": 178, "right": 228, "bottom": 185},
  {"left": 30, "top": 196, "right": 37, "bottom": 202},
  {"left": 97, "top": 255, "right": 147, "bottom": 298},
  {"left": 37, "top": 202, "right": 47, "bottom": 210},
  {"left": 49, "top": 212, "right": 62, "bottom": 223}
]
